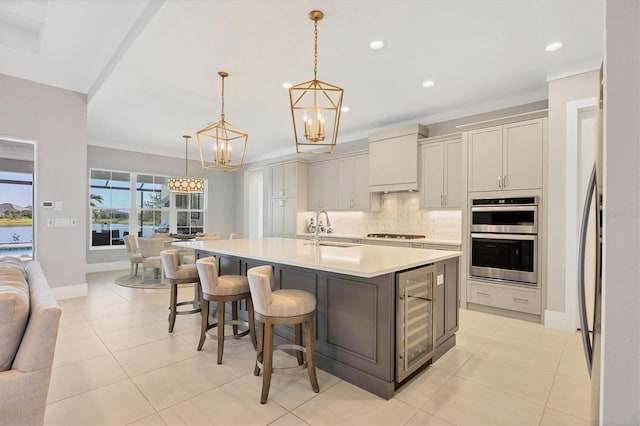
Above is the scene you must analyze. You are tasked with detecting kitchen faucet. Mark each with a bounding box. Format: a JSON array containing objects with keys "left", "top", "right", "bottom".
[{"left": 313, "top": 209, "right": 331, "bottom": 246}]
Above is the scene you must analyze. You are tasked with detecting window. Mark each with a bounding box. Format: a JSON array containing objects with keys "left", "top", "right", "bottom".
[
  {"left": 89, "top": 169, "right": 206, "bottom": 248},
  {"left": 90, "top": 170, "right": 131, "bottom": 247},
  {"left": 137, "top": 174, "right": 170, "bottom": 238},
  {"left": 0, "top": 171, "right": 33, "bottom": 258},
  {"left": 176, "top": 193, "right": 204, "bottom": 234}
]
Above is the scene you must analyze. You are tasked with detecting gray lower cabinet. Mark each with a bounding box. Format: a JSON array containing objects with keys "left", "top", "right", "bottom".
[
  {"left": 198, "top": 250, "right": 458, "bottom": 399},
  {"left": 434, "top": 259, "right": 459, "bottom": 359}
]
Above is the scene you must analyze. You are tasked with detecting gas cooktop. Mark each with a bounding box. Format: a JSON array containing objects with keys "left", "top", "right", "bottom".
[{"left": 366, "top": 233, "right": 425, "bottom": 240}]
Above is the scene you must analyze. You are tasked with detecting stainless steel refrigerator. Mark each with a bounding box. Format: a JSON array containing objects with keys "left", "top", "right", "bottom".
[{"left": 578, "top": 65, "right": 603, "bottom": 421}]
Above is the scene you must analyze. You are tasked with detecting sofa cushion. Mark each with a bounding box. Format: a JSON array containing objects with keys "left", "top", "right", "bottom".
[
  {"left": 0, "top": 256, "right": 27, "bottom": 279},
  {"left": 0, "top": 259, "right": 30, "bottom": 372}
]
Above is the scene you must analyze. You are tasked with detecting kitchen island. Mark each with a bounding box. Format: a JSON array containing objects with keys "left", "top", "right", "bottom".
[{"left": 174, "top": 237, "right": 461, "bottom": 399}]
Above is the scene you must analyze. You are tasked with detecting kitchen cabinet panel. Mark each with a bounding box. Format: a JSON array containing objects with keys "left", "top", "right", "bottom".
[
  {"left": 468, "top": 126, "right": 503, "bottom": 192},
  {"left": 503, "top": 120, "right": 543, "bottom": 190},
  {"left": 308, "top": 161, "right": 338, "bottom": 210},
  {"left": 420, "top": 137, "right": 462, "bottom": 208},
  {"left": 467, "top": 118, "right": 543, "bottom": 192},
  {"left": 269, "top": 161, "right": 307, "bottom": 237},
  {"left": 435, "top": 260, "right": 459, "bottom": 346}
]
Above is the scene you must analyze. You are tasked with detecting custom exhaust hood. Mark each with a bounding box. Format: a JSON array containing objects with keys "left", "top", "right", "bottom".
[{"left": 368, "top": 124, "right": 428, "bottom": 192}]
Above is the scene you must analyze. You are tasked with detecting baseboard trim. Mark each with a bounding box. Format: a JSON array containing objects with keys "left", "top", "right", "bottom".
[
  {"left": 51, "top": 282, "right": 88, "bottom": 300},
  {"left": 86, "top": 261, "right": 130, "bottom": 273},
  {"left": 544, "top": 309, "right": 577, "bottom": 332}
]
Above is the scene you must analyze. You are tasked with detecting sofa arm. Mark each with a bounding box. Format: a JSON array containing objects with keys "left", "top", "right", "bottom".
[{"left": 13, "top": 263, "right": 61, "bottom": 373}]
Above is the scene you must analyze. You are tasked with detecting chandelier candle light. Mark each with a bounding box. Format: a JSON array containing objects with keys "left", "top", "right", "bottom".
[
  {"left": 289, "top": 10, "right": 344, "bottom": 154},
  {"left": 196, "top": 71, "right": 248, "bottom": 172},
  {"left": 168, "top": 135, "right": 204, "bottom": 193}
]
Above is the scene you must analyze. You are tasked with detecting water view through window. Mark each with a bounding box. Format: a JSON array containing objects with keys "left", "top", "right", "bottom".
[{"left": 0, "top": 171, "right": 33, "bottom": 258}]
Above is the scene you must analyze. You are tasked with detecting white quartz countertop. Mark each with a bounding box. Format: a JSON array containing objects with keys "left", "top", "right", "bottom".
[
  {"left": 174, "top": 237, "right": 461, "bottom": 278},
  {"left": 296, "top": 233, "right": 462, "bottom": 246}
]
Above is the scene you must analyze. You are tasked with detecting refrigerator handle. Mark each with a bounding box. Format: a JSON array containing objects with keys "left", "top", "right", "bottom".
[{"left": 578, "top": 165, "right": 597, "bottom": 376}]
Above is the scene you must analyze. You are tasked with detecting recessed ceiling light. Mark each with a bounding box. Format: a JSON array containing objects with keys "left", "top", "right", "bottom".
[
  {"left": 282, "top": 82, "right": 293, "bottom": 89},
  {"left": 545, "top": 42, "right": 563, "bottom": 52},
  {"left": 422, "top": 80, "right": 435, "bottom": 88},
  {"left": 341, "top": 106, "right": 350, "bottom": 112},
  {"left": 369, "top": 40, "right": 385, "bottom": 50}
]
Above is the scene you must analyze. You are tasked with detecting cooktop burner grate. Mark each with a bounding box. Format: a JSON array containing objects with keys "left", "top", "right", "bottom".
[{"left": 366, "top": 233, "right": 425, "bottom": 240}]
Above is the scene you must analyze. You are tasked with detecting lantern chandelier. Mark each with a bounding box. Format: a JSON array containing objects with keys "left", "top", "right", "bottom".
[
  {"left": 196, "top": 71, "right": 248, "bottom": 172},
  {"left": 168, "top": 135, "right": 204, "bottom": 193},
  {"left": 289, "top": 10, "right": 344, "bottom": 154}
]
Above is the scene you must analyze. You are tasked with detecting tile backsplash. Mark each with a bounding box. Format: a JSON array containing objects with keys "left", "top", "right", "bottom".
[{"left": 298, "top": 192, "right": 462, "bottom": 241}]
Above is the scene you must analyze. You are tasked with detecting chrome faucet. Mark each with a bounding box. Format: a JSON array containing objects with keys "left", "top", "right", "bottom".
[{"left": 313, "top": 209, "right": 331, "bottom": 246}]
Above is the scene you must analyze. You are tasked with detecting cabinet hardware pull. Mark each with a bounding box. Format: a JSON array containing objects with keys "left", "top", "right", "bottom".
[
  {"left": 444, "top": 194, "right": 447, "bottom": 206},
  {"left": 513, "top": 297, "right": 529, "bottom": 304},
  {"left": 477, "top": 292, "right": 490, "bottom": 297},
  {"left": 498, "top": 175, "right": 502, "bottom": 188},
  {"left": 503, "top": 175, "right": 508, "bottom": 188}
]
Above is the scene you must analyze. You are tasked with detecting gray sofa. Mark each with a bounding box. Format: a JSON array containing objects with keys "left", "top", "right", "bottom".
[{"left": 0, "top": 258, "right": 61, "bottom": 426}]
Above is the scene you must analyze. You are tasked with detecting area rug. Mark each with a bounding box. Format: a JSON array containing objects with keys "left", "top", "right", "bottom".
[{"left": 115, "top": 272, "right": 169, "bottom": 289}]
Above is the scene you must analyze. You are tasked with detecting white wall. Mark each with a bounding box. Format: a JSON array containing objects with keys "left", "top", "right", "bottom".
[
  {"left": 0, "top": 73, "right": 87, "bottom": 290},
  {"left": 545, "top": 70, "right": 600, "bottom": 316},
  {"left": 86, "top": 145, "right": 237, "bottom": 264},
  {"left": 601, "top": 0, "right": 640, "bottom": 423}
]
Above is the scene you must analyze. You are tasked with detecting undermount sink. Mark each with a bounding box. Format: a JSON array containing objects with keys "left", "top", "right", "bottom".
[{"left": 304, "top": 241, "right": 360, "bottom": 248}]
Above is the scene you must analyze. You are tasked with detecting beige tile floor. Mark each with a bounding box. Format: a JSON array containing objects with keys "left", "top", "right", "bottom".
[{"left": 44, "top": 270, "right": 597, "bottom": 425}]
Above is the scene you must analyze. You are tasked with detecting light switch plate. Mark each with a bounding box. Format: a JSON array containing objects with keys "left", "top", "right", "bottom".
[{"left": 437, "top": 274, "right": 444, "bottom": 286}]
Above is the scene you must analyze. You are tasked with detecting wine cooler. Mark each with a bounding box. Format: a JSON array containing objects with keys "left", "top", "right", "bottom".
[{"left": 396, "top": 265, "right": 435, "bottom": 382}]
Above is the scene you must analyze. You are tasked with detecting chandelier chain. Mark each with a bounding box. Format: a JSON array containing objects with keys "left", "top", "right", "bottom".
[
  {"left": 313, "top": 17, "right": 318, "bottom": 80},
  {"left": 220, "top": 74, "right": 225, "bottom": 120},
  {"left": 184, "top": 136, "right": 188, "bottom": 176}
]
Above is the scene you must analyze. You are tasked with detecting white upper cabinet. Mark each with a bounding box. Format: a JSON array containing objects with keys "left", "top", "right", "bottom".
[
  {"left": 308, "top": 154, "right": 379, "bottom": 212},
  {"left": 468, "top": 118, "right": 543, "bottom": 192},
  {"left": 308, "top": 161, "right": 338, "bottom": 210},
  {"left": 420, "top": 137, "right": 462, "bottom": 208},
  {"left": 269, "top": 161, "right": 307, "bottom": 237},
  {"left": 270, "top": 161, "right": 296, "bottom": 198}
]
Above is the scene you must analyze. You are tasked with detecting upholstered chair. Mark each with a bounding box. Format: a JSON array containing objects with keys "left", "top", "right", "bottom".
[
  {"left": 160, "top": 249, "right": 201, "bottom": 332},
  {"left": 123, "top": 234, "right": 143, "bottom": 278},
  {"left": 247, "top": 265, "right": 319, "bottom": 404},
  {"left": 137, "top": 237, "right": 165, "bottom": 284},
  {"left": 195, "top": 256, "right": 256, "bottom": 364}
]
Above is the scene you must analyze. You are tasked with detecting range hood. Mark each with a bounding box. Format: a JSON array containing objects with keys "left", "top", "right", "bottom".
[{"left": 368, "top": 124, "right": 428, "bottom": 192}]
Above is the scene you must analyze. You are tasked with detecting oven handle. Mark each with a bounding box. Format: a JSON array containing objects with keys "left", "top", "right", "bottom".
[
  {"left": 470, "top": 205, "right": 537, "bottom": 212},
  {"left": 471, "top": 233, "right": 537, "bottom": 241}
]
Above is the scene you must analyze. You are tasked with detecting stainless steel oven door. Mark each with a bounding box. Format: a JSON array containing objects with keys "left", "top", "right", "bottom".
[
  {"left": 470, "top": 233, "right": 537, "bottom": 285},
  {"left": 470, "top": 205, "right": 537, "bottom": 234}
]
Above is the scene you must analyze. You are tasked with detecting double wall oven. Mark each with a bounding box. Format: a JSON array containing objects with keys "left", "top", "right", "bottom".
[{"left": 470, "top": 197, "right": 538, "bottom": 286}]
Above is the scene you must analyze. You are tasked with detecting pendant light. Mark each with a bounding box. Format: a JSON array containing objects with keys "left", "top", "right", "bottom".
[
  {"left": 289, "top": 10, "right": 344, "bottom": 154},
  {"left": 196, "top": 71, "right": 248, "bottom": 172},
  {"left": 168, "top": 135, "right": 204, "bottom": 193}
]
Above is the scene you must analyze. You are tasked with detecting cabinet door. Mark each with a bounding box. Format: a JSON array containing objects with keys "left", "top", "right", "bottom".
[
  {"left": 322, "top": 161, "right": 339, "bottom": 210},
  {"left": 420, "top": 143, "right": 445, "bottom": 208},
  {"left": 352, "top": 156, "right": 373, "bottom": 210},
  {"left": 308, "top": 163, "right": 323, "bottom": 209},
  {"left": 271, "top": 165, "right": 284, "bottom": 198},
  {"left": 337, "top": 158, "right": 355, "bottom": 209},
  {"left": 282, "top": 199, "right": 296, "bottom": 235},
  {"left": 282, "top": 162, "right": 296, "bottom": 198},
  {"left": 444, "top": 259, "right": 459, "bottom": 337},
  {"left": 502, "top": 119, "right": 543, "bottom": 190},
  {"left": 270, "top": 199, "right": 284, "bottom": 235},
  {"left": 468, "top": 126, "right": 502, "bottom": 192},
  {"left": 444, "top": 139, "right": 462, "bottom": 208}
]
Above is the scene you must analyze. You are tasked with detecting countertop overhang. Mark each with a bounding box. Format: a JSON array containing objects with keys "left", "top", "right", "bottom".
[{"left": 174, "top": 237, "right": 461, "bottom": 278}]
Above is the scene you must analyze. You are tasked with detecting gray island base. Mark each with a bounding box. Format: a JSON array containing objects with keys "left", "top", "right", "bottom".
[{"left": 175, "top": 238, "right": 461, "bottom": 399}]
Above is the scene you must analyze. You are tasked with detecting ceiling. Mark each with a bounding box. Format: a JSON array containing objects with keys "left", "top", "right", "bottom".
[{"left": 0, "top": 0, "right": 604, "bottom": 163}]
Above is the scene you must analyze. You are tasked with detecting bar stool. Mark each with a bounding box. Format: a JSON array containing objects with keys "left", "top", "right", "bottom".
[
  {"left": 160, "top": 249, "right": 201, "bottom": 333},
  {"left": 247, "top": 265, "right": 319, "bottom": 404},
  {"left": 195, "top": 257, "right": 257, "bottom": 364}
]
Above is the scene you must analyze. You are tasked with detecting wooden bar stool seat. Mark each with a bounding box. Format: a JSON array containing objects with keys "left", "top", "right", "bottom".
[
  {"left": 160, "top": 249, "right": 201, "bottom": 333},
  {"left": 247, "top": 265, "right": 319, "bottom": 404},
  {"left": 195, "top": 256, "right": 257, "bottom": 364}
]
